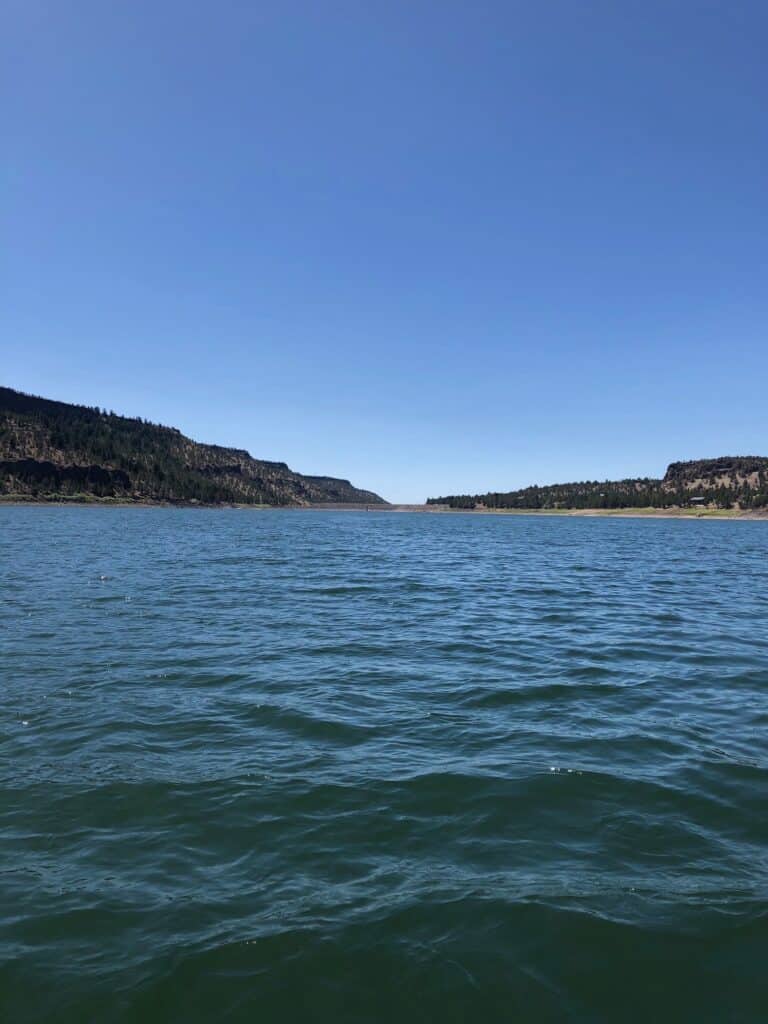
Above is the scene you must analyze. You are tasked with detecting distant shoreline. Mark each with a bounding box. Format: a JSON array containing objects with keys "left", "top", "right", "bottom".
[
  {"left": 425, "top": 507, "right": 768, "bottom": 520},
  {"left": 317, "top": 505, "right": 768, "bottom": 520},
  {"left": 1, "top": 496, "right": 767, "bottom": 519}
]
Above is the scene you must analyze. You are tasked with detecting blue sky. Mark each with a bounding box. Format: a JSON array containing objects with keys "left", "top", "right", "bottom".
[{"left": 5, "top": 1, "right": 766, "bottom": 502}]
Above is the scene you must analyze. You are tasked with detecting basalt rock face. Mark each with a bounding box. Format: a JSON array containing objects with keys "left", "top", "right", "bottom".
[
  {"left": 0, "top": 386, "right": 385, "bottom": 505},
  {"left": 663, "top": 457, "right": 768, "bottom": 490}
]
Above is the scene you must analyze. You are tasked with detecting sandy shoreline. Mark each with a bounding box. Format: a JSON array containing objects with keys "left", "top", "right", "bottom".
[
  {"left": 358, "top": 507, "right": 768, "bottom": 520},
  {"left": 1, "top": 498, "right": 767, "bottom": 520},
  {"left": 411, "top": 506, "right": 768, "bottom": 520}
]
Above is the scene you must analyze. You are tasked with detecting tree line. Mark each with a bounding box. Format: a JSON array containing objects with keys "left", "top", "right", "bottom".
[{"left": 428, "top": 470, "right": 768, "bottom": 510}]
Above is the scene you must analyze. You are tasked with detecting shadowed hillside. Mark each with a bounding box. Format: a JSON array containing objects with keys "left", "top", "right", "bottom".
[{"left": 0, "top": 387, "right": 385, "bottom": 505}]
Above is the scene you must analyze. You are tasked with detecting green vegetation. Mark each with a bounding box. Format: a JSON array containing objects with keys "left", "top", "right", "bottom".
[
  {"left": 0, "top": 387, "right": 384, "bottom": 505},
  {"left": 428, "top": 457, "right": 768, "bottom": 511}
]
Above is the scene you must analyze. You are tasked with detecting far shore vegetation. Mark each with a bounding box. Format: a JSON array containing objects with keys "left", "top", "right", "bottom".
[
  {"left": 3, "top": 387, "right": 767, "bottom": 515},
  {"left": 428, "top": 457, "right": 768, "bottom": 513}
]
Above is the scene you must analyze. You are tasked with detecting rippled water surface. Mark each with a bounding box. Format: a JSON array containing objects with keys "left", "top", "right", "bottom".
[{"left": 2, "top": 507, "right": 767, "bottom": 1022}]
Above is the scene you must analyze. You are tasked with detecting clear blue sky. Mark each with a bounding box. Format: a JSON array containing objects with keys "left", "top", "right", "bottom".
[{"left": 5, "top": 1, "right": 766, "bottom": 502}]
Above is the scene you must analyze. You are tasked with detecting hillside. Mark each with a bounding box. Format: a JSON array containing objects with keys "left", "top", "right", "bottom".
[
  {"left": 429, "top": 457, "right": 768, "bottom": 511},
  {"left": 0, "top": 387, "right": 385, "bottom": 505}
]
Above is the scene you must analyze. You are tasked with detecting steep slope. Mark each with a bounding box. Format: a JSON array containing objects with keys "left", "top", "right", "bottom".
[
  {"left": 0, "top": 387, "right": 385, "bottom": 505},
  {"left": 663, "top": 457, "right": 768, "bottom": 493},
  {"left": 429, "top": 458, "right": 768, "bottom": 510}
]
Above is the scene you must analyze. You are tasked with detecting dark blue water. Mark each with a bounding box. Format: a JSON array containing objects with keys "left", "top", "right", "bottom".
[{"left": 1, "top": 508, "right": 767, "bottom": 1022}]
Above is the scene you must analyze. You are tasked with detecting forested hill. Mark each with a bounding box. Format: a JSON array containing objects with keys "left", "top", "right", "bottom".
[
  {"left": 0, "top": 387, "right": 385, "bottom": 505},
  {"left": 429, "top": 457, "right": 768, "bottom": 510}
]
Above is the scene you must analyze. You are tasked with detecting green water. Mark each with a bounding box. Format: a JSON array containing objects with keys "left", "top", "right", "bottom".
[{"left": 1, "top": 508, "right": 766, "bottom": 1022}]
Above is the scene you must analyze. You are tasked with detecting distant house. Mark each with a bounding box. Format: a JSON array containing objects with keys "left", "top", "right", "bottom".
[{"left": 688, "top": 496, "right": 707, "bottom": 506}]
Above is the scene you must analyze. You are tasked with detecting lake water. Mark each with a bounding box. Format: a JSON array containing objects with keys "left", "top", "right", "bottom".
[{"left": 1, "top": 507, "right": 767, "bottom": 1022}]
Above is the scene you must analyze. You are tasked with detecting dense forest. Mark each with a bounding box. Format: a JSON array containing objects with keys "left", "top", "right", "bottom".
[
  {"left": 429, "top": 457, "right": 768, "bottom": 510},
  {"left": 0, "top": 387, "right": 384, "bottom": 505}
]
